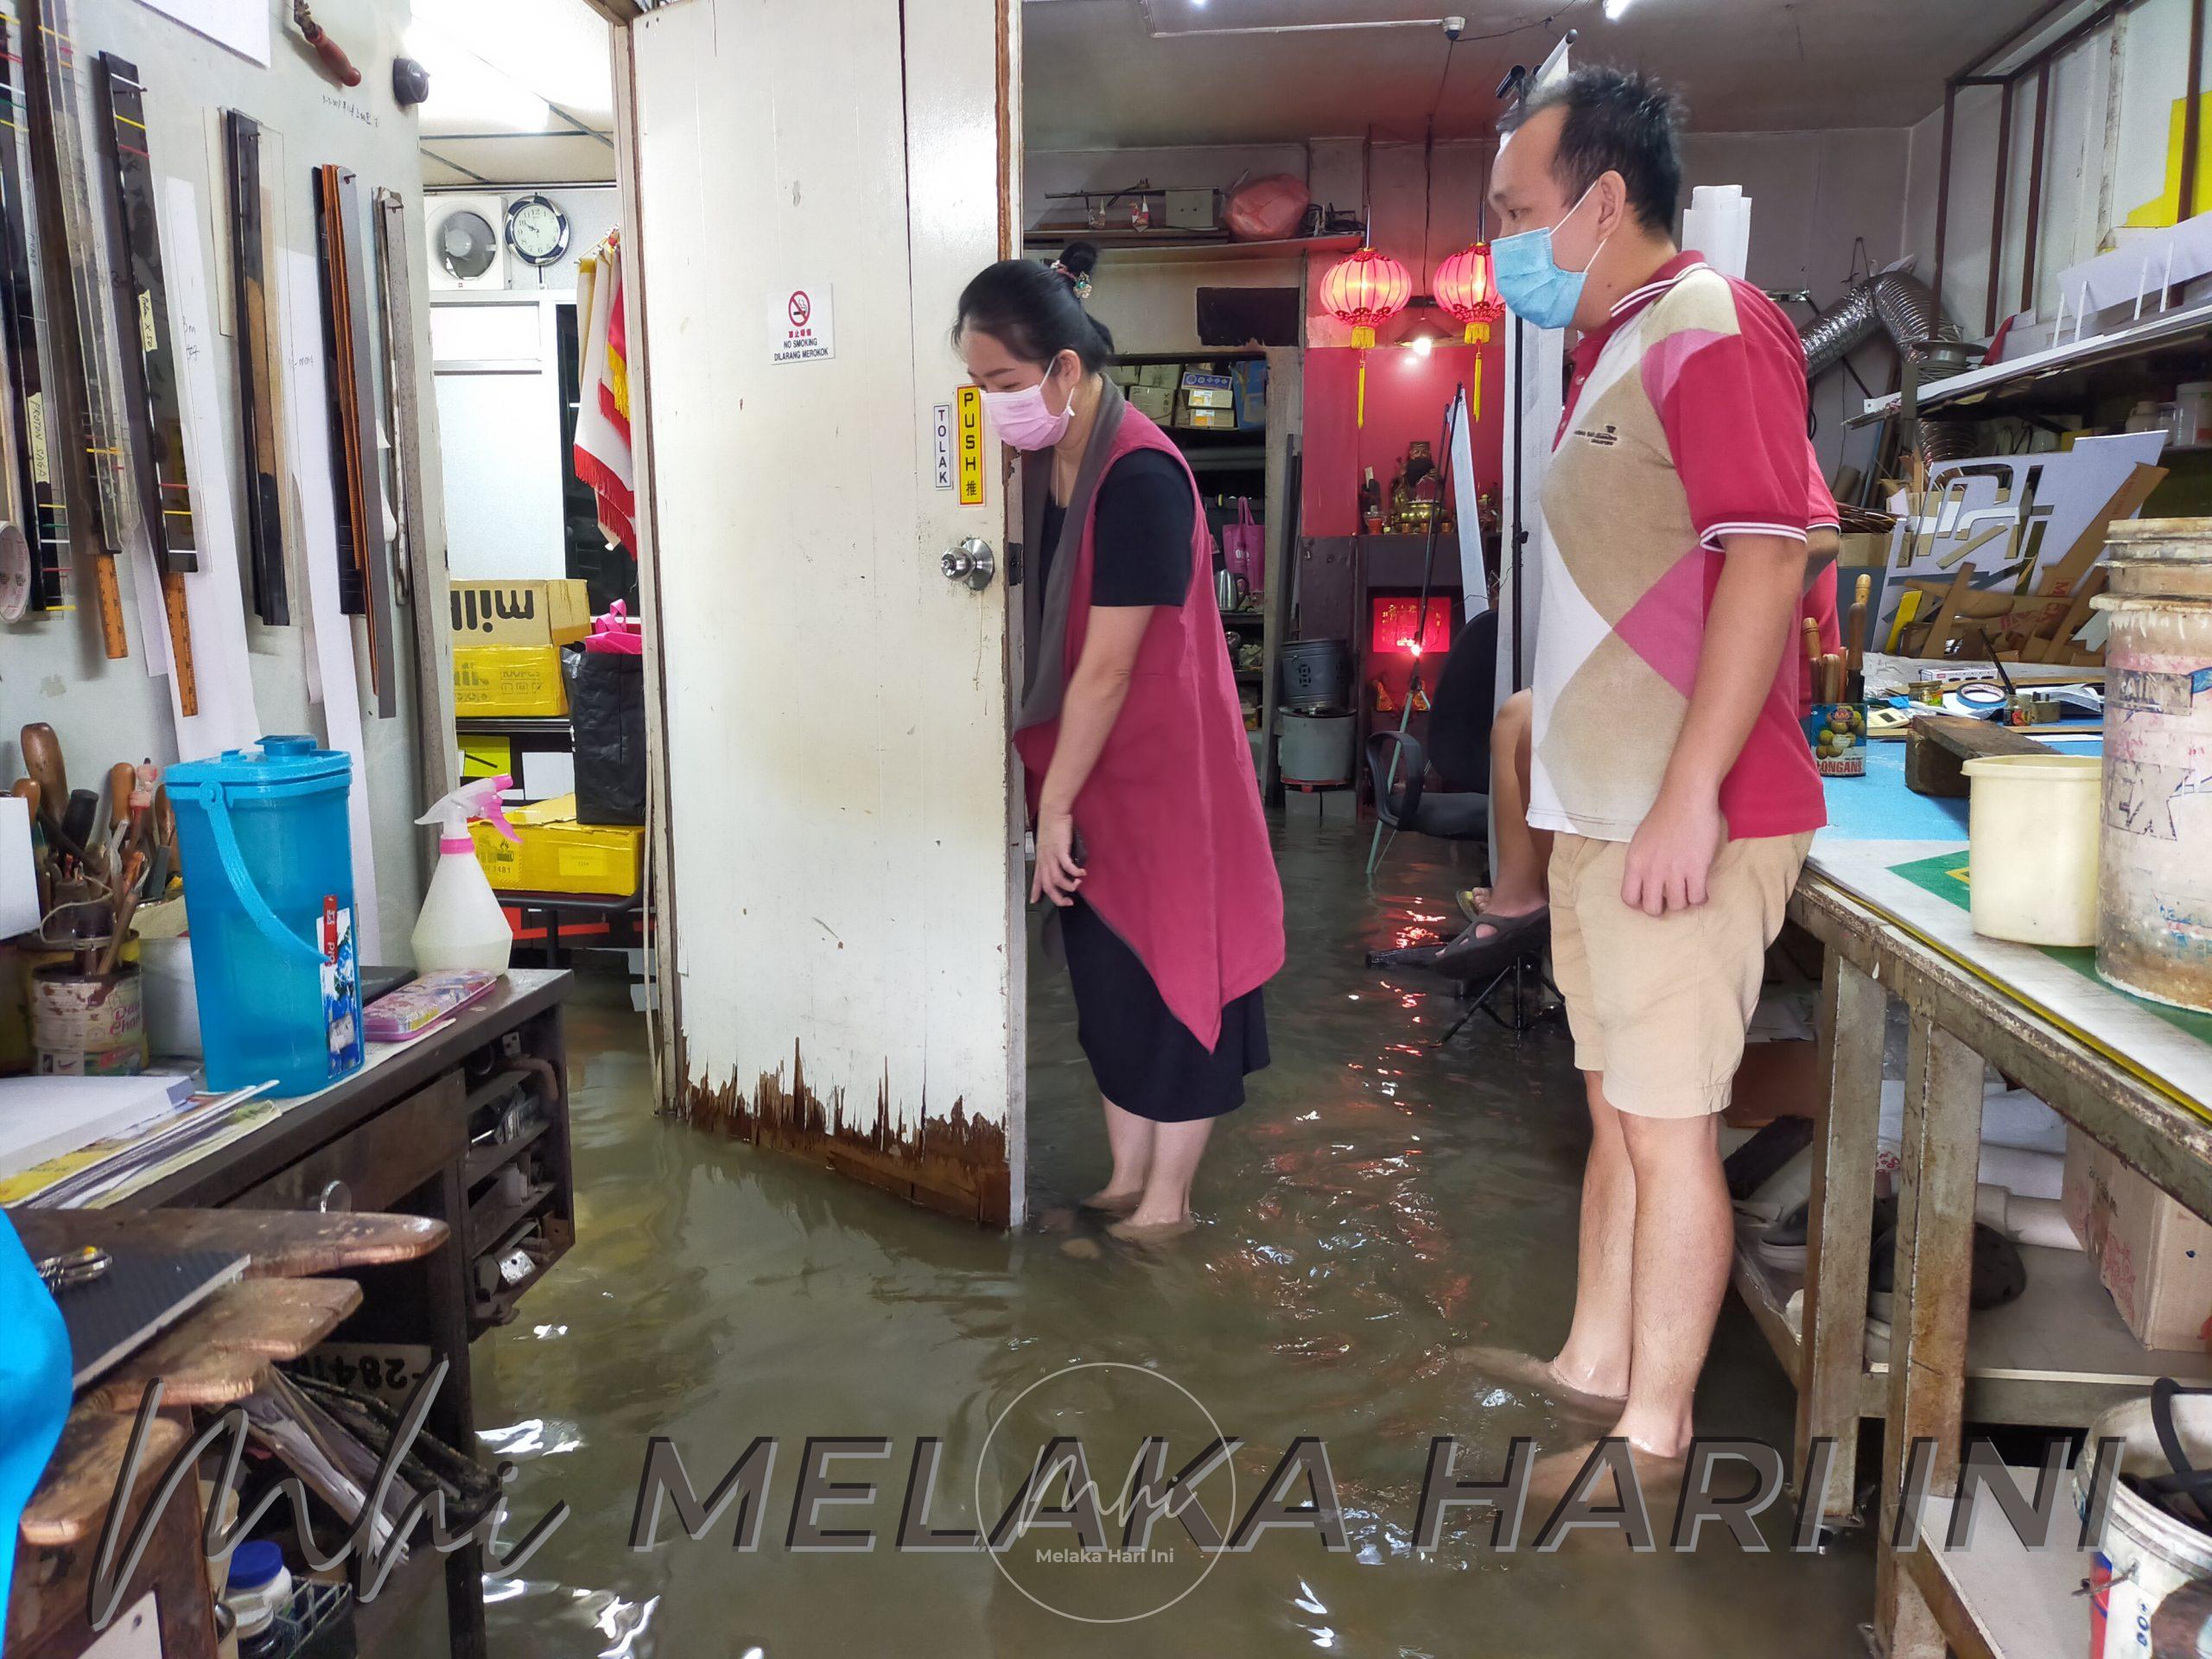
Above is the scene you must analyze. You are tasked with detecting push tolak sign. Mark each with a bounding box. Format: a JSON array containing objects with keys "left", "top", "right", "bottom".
[{"left": 771, "top": 283, "right": 835, "bottom": 364}]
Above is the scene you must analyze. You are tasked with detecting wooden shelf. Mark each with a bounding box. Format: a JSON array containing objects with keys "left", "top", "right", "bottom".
[
  {"left": 1906, "top": 1491, "right": 2093, "bottom": 1659},
  {"left": 1732, "top": 1221, "right": 2212, "bottom": 1427},
  {"left": 1022, "top": 231, "right": 1362, "bottom": 263},
  {"left": 464, "top": 1115, "right": 551, "bottom": 1187},
  {"left": 467, "top": 1179, "right": 556, "bottom": 1252},
  {"left": 1219, "top": 611, "right": 1266, "bottom": 628},
  {"left": 1850, "top": 296, "right": 2212, "bottom": 425}
]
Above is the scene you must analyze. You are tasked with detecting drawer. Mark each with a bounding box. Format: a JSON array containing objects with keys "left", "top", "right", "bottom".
[{"left": 227, "top": 1072, "right": 467, "bottom": 1214}]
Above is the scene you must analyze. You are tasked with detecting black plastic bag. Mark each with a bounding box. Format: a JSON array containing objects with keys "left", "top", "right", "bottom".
[{"left": 563, "top": 646, "right": 648, "bottom": 825}]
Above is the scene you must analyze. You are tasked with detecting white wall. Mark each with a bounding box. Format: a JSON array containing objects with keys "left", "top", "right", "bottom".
[
  {"left": 0, "top": 0, "right": 451, "bottom": 957},
  {"left": 1681, "top": 129, "right": 1916, "bottom": 480}
]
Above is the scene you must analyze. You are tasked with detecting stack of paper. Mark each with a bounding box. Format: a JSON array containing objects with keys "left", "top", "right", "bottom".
[{"left": 0, "top": 1075, "right": 197, "bottom": 1179}]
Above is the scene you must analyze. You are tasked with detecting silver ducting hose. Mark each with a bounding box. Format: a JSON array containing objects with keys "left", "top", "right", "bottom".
[{"left": 1799, "top": 271, "right": 1979, "bottom": 464}]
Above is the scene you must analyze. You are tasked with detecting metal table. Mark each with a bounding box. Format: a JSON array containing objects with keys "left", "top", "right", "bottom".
[{"left": 1771, "top": 861, "right": 2212, "bottom": 1658}]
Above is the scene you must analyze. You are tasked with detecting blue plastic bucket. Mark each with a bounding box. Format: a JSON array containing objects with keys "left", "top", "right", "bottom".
[{"left": 165, "top": 737, "right": 365, "bottom": 1096}]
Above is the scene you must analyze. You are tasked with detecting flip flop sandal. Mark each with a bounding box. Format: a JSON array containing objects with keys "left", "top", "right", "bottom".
[{"left": 1429, "top": 906, "right": 1551, "bottom": 981}]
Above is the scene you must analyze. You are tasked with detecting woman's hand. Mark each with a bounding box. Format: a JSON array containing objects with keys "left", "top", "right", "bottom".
[{"left": 1032, "top": 808, "right": 1085, "bottom": 906}]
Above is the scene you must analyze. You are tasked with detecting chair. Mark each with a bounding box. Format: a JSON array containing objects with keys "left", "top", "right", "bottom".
[{"left": 1364, "top": 607, "right": 1497, "bottom": 846}]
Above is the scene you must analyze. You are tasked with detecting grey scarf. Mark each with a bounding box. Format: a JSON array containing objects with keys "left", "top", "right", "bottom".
[{"left": 1014, "top": 378, "right": 1128, "bottom": 734}]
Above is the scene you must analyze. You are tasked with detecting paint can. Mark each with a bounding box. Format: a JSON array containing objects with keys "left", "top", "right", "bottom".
[
  {"left": 1279, "top": 639, "right": 1351, "bottom": 712},
  {"left": 1276, "top": 712, "right": 1356, "bottom": 786},
  {"left": 2076, "top": 1391, "right": 2212, "bottom": 1658},
  {"left": 29, "top": 966, "right": 146, "bottom": 1076},
  {"left": 2095, "top": 523, "right": 2212, "bottom": 1014}
]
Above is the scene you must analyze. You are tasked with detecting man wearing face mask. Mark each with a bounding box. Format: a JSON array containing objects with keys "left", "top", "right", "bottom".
[{"left": 1471, "top": 68, "right": 1823, "bottom": 1479}]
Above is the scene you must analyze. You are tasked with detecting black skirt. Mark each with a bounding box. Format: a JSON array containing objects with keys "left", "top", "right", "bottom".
[{"left": 1060, "top": 899, "right": 1268, "bottom": 1122}]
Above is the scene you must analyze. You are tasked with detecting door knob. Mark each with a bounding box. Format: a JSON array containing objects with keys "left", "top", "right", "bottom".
[{"left": 942, "top": 538, "right": 995, "bottom": 591}]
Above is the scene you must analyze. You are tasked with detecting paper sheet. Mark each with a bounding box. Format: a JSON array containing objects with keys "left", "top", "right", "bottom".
[
  {"left": 0, "top": 798, "right": 37, "bottom": 937},
  {"left": 276, "top": 249, "right": 382, "bottom": 961},
  {"left": 128, "top": 0, "right": 270, "bottom": 64},
  {"left": 157, "top": 176, "right": 263, "bottom": 758},
  {"left": 1449, "top": 387, "right": 1487, "bottom": 619}
]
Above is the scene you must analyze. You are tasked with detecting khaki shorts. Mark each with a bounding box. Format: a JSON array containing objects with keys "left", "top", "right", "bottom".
[{"left": 1548, "top": 831, "right": 1813, "bottom": 1119}]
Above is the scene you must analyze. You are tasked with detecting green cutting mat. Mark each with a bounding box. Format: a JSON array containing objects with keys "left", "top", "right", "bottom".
[{"left": 1886, "top": 850, "right": 2212, "bottom": 1046}]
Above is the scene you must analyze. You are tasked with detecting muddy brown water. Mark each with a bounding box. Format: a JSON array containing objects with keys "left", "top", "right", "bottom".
[{"left": 474, "top": 822, "right": 1872, "bottom": 1656}]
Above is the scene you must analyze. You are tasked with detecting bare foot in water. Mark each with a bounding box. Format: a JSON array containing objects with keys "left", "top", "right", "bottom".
[
  {"left": 1456, "top": 1345, "right": 1628, "bottom": 1422},
  {"left": 1080, "top": 1188, "right": 1144, "bottom": 1216},
  {"left": 1107, "top": 1213, "right": 1195, "bottom": 1243}
]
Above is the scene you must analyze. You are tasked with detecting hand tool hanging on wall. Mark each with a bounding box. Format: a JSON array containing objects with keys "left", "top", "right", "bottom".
[
  {"left": 373, "top": 185, "right": 454, "bottom": 799},
  {"left": 290, "top": 3, "right": 359, "bottom": 87},
  {"left": 0, "top": 3, "right": 72, "bottom": 613},
  {"left": 91, "top": 54, "right": 197, "bottom": 715},
  {"left": 225, "top": 111, "right": 289, "bottom": 626},
  {"left": 315, "top": 162, "right": 394, "bottom": 716},
  {"left": 22, "top": 0, "right": 130, "bottom": 658}
]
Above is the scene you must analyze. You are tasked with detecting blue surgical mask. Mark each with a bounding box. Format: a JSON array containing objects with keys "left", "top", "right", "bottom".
[{"left": 1491, "top": 181, "right": 1610, "bottom": 331}]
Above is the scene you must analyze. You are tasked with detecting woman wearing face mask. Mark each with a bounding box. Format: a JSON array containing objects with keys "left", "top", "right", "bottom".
[{"left": 954, "top": 243, "right": 1284, "bottom": 1240}]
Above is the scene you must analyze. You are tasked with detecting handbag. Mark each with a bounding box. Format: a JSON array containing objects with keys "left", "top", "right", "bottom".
[{"left": 1221, "top": 497, "right": 1263, "bottom": 589}]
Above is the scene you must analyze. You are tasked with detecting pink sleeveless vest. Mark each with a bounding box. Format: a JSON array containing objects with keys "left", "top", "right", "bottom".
[{"left": 1014, "top": 404, "right": 1285, "bottom": 1050}]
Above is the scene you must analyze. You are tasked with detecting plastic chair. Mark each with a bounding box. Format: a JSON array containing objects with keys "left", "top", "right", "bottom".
[{"left": 1365, "top": 607, "right": 1497, "bottom": 846}]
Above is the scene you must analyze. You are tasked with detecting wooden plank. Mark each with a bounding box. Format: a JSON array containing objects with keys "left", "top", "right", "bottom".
[
  {"left": 1798, "top": 952, "right": 1886, "bottom": 1523},
  {"left": 225, "top": 111, "right": 288, "bottom": 625},
  {"left": 1904, "top": 714, "right": 2051, "bottom": 798},
  {"left": 5, "top": 1207, "right": 448, "bottom": 1277},
  {"left": 1878, "top": 1013, "right": 1986, "bottom": 1657},
  {"left": 19, "top": 1401, "right": 184, "bottom": 1547},
  {"left": 82, "top": 1276, "right": 359, "bottom": 1410},
  {"left": 0, "top": 5, "right": 69, "bottom": 613}
]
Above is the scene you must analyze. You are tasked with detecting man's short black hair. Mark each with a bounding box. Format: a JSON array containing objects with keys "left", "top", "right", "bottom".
[{"left": 1519, "top": 65, "right": 1685, "bottom": 234}]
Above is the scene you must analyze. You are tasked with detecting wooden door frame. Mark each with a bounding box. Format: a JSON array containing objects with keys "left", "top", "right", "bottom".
[{"left": 589, "top": 0, "right": 1025, "bottom": 1194}]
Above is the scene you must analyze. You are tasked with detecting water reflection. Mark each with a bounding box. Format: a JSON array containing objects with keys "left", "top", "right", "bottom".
[{"left": 475, "top": 823, "right": 1870, "bottom": 1656}]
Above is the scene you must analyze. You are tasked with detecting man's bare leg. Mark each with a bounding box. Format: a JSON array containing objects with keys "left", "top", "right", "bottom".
[
  {"left": 1609, "top": 1109, "right": 1733, "bottom": 1457},
  {"left": 1548, "top": 1071, "right": 1636, "bottom": 1399}
]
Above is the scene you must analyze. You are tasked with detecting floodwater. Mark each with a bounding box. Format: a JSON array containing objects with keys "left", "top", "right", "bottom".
[{"left": 474, "top": 820, "right": 1873, "bottom": 1657}]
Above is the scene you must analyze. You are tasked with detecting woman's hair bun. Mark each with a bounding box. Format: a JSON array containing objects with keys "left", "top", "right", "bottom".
[{"left": 1057, "top": 241, "right": 1100, "bottom": 281}]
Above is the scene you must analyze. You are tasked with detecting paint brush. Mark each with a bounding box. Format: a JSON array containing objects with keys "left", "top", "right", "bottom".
[{"left": 1847, "top": 573, "right": 1871, "bottom": 686}]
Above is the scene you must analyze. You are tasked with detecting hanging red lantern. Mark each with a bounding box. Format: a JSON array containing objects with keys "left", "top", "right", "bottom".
[
  {"left": 1319, "top": 247, "right": 1412, "bottom": 347},
  {"left": 1434, "top": 242, "right": 1505, "bottom": 344}
]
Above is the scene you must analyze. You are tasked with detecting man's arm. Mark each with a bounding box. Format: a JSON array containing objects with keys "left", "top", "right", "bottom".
[{"left": 1619, "top": 532, "right": 1804, "bottom": 916}]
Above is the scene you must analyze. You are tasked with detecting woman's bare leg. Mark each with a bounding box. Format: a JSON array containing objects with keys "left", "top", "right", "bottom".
[
  {"left": 1084, "top": 1097, "right": 1154, "bottom": 1212},
  {"left": 1114, "top": 1117, "right": 1214, "bottom": 1233},
  {"left": 1462, "top": 691, "right": 1552, "bottom": 935}
]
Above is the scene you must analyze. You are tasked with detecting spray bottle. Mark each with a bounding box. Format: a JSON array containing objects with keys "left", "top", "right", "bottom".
[{"left": 412, "top": 776, "right": 520, "bottom": 972}]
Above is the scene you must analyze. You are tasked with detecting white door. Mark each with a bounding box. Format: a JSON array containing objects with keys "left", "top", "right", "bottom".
[{"left": 626, "top": 0, "right": 1023, "bottom": 1224}]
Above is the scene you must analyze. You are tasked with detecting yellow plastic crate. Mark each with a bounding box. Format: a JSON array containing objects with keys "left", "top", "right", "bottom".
[{"left": 453, "top": 645, "right": 567, "bottom": 717}]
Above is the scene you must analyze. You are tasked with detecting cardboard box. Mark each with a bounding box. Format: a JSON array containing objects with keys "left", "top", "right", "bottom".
[
  {"left": 1179, "top": 405, "right": 1237, "bottom": 430},
  {"left": 1180, "top": 370, "right": 1233, "bottom": 391},
  {"left": 448, "top": 579, "right": 592, "bottom": 647},
  {"left": 1128, "top": 385, "right": 1175, "bottom": 423},
  {"left": 475, "top": 794, "right": 645, "bottom": 897},
  {"left": 2064, "top": 1128, "right": 2212, "bottom": 1351},
  {"left": 1135, "top": 364, "right": 1180, "bottom": 391},
  {"left": 1232, "top": 359, "right": 1269, "bottom": 429},
  {"left": 1181, "top": 385, "right": 1236, "bottom": 410},
  {"left": 453, "top": 645, "right": 569, "bottom": 717},
  {"left": 471, "top": 821, "right": 530, "bottom": 891}
]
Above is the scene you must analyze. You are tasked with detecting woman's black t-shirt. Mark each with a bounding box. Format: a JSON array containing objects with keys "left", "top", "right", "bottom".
[{"left": 1039, "top": 449, "right": 1194, "bottom": 607}]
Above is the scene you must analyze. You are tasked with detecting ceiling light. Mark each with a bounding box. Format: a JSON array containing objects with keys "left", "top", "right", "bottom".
[{"left": 1603, "top": 0, "right": 1638, "bottom": 17}]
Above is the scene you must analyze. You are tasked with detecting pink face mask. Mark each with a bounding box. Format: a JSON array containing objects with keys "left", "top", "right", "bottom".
[{"left": 982, "top": 354, "right": 1077, "bottom": 451}]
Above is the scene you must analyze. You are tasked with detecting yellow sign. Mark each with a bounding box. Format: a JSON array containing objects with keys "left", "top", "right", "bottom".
[{"left": 956, "top": 385, "right": 984, "bottom": 506}]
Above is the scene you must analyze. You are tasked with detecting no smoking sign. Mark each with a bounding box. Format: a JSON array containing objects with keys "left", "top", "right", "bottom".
[{"left": 771, "top": 283, "right": 835, "bottom": 364}]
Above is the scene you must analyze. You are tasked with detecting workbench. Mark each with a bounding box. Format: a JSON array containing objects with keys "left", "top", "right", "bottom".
[
  {"left": 4, "top": 969, "right": 576, "bottom": 1659},
  {"left": 1741, "top": 748, "right": 2212, "bottom": 1659}
]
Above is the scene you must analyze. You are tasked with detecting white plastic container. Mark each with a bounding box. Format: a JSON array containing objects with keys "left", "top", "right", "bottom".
[
  {"left": 1961, "top": 753, "right": 2102, "bottom": 947},
  {"left": 2075, "top": 1391, "right": 2212, "bottom": 1657}
]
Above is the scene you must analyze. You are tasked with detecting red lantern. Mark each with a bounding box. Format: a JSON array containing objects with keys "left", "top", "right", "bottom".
[
  {"left": 1435, "top": 242, "right": 1505, "bottom": 344},
  {"left": 1319, "top": 247, "right": 1412, "bottom": 348}
]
